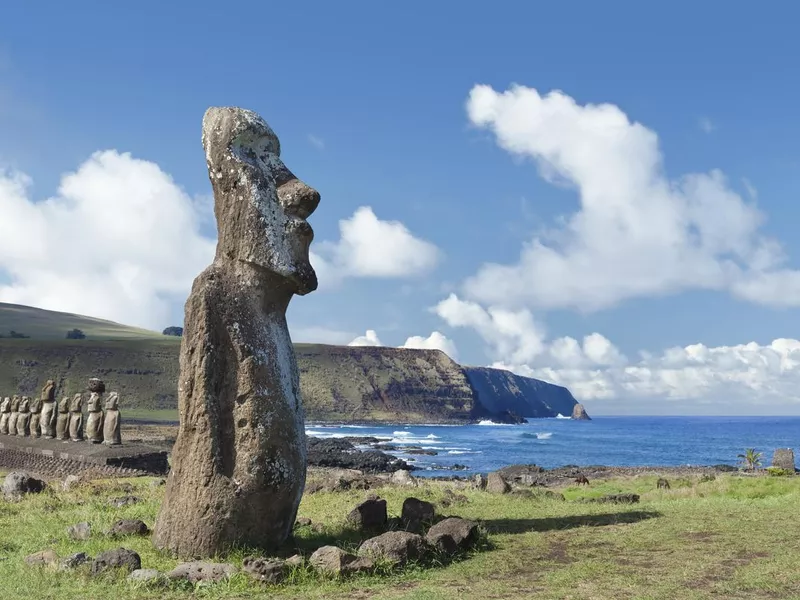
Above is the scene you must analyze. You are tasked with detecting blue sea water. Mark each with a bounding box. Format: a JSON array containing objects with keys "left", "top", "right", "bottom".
[{"left": 306, "top": 416, "right": 800, "bottom": 477}]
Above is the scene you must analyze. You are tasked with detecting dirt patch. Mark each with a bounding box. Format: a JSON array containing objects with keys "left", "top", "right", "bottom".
[
  {"left": 686, "top": 549, "right": 771, "bottom": 590},
  {"left": 684, "top": 531, "right": 717, "bottom": 542},
  {"left": 543, "top": 539, "right": 573, "bottom": 564}
]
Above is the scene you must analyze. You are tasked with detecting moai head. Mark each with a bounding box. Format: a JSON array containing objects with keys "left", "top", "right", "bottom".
[
  {"left": 69, "top": 393, "right": 83, "bottom": 412},
  {"left": 0, "top": 397, "right": 9, "bottom": 412},
  {"left": 202, "top": 107, "right": 321, "bottom": 296},
  {"left": 104, "top": 391, "right": 119, "bottom": 411},
  {"left": 58, "top": 396, "right": 70, "bottom": 412},
  {"left": 41, "top": 379, "right": 56, "bottom": 402},
  {"left": 88, "top": 392, "right": 102, "bottom": 412},
  {"left": 10, "top": 395, "right": 20, "bottom": 411},
  {"left": 18, "top": 396, "right": 30, "bottom": 412},
  {"left": 88, "top": 378, "right": 106, "bottom": 394}
]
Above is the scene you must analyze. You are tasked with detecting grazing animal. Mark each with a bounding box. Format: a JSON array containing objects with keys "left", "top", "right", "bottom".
[
  {"left": 657, "top": 478, "right": 671, "bottom": 490},
  {"left": 575, "top": 475, "right": 590, "bottom": 486}
]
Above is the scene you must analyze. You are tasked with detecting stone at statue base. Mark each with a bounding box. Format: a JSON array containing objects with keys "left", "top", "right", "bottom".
[
  {"left": 102, "top": 392, "right": 121, "bottom": 446},
  {"left": 56, "top": 397, "right": 70, "bottom": 441},
  {"left": 86, "top": 392, "right": 104, "bottom": 444}
]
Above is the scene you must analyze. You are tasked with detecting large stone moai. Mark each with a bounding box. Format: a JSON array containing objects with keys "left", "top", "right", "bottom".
[
  {"left": 0, "top": 397, "right": 10, "bottom": 434},
  {"left": 102, "top": 391, "right": 121, "bottom": 445},
  {"left": 40, "top": 380, "right": 58, "bottom": 439},
  {"left": 56, "top": 396, "right": 70, "bottom": 441},
  {"left": 8, "top": 395, "right": 20, "bottom": 436},
  {"left": 29, "top": 396, "right": 42, "bottom": 438},
  {"left": 16, "top": 397, "right": 31, "bottom": 437},
  {"left": 68, "top": 393, "right": 84, "bottom": 441},
  {"left": 85, "top": 379, "right": 106, "bottom": 443},
  {"left": 153, "top": 107, "right": 320, "bottom": 559}
]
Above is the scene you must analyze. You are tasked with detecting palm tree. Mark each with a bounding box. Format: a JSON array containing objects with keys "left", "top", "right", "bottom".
[{"left": 737, "top": 448, "right": 762, "bottom": 472}]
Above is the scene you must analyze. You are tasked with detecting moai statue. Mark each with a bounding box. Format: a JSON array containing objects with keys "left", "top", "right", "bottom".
[
  {"left": 0, "top": 397, "right": 10, "bottom": 435},
  {"left": 8, "top": 395, "right": 20, "bottom": 436},
  {"left": 55, "top": 396, "right": 70, "bottom": 441},
  {"left": 102, "top": 391, "right": 121, "bottom": 446},
  {"left": 29, "top": 396, "right": 42, "bottom": 438},
  {"left": 68, "top": 393, "right": 84, "bottom": 441},
  {"left": 153, "top": 107, "right": 320, "bottom": 559},
  {"left": 86, "top": 392, "right": 104, "bottom": 443},
  {"left": 16, "top": 396, "right": 31, "bottom": 437},
  {"left": 40, "top": 380, "right": 58, "bottom": 439}
]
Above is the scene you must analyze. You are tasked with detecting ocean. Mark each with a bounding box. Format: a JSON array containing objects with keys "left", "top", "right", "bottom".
[{"left": 306, "top": 416, "right": 800, "bottom": 477}]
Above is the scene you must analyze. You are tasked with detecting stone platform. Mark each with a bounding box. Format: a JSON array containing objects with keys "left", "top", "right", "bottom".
[{"left": 0, "top": 433, "right": 169, "bottom": 477}]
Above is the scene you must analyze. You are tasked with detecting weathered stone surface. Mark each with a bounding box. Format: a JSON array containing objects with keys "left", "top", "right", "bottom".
[
  {"left": 29, "top": 397, "right": 42, "bottom": 438},
  {"left": 68, "top": 393, "right": 84, "bottom": 441},
  {"left": 359, "top": 531, "right": 428, "bottom": 565},
  {"left": 25, "top": 549, "right": 59, "bottom": 567},
  {"left": 102, "top": 392, "right": 122, "bottom": 445},
  {"left": 295, "top": 517, "right": 312, "bottom": 528},
  {"left": 472, "top": 473, "right": 487, "bottom": 490},
  {"left": 61, "top": 552, "right": 90, "bottom": 569},
  {"left": 242, "top": 556, "right": 287, "bottom": 584},
  {"left": 40, "top": 380, "right": 57, "bottom": 438},
  {"left": 110, "top": 495, "right": 142, "bottom": 508},
  {"left": 91, "top": 548, "right": 141, "bottom": 575},
  {"left": 67, "top": 522, "right": 92, "bottom": 541},
  {"left": 571, "top": 403, "right": 591, "bottom": 420},
  {"left": 346, "top": 498, "right": 387, "bottom": 530},
  {"left": 590, "top": 493, "right": 640, "bottom": 504},
  {"left": 3, "top": 471, "right": 46, "bottom": 499},
  {"left": 55, "top": 396, "right": 70, "bottom": 440},
  {"left": 309, "top": 546, "right": 373, "bottom": 575},
  {"left": 86, "top": 392, "right": 104, "bottom": 443},
  {"left": 771, "top": 448, "right": 796, "bottom": 472},
  {"left": 391, "top": 469, "right": 417, "bottom": 487},
  {"left": 167, "top": 561, "right": 238, "bottom": 583},
  {"left": 153, "top": 107, "right": 321, "bottom": 559},
  {"left": 285, "top": 554, "right": 304, "bottom": 568},
  {"left": 486, "top": 472, "right": 511, "bottom": 494},
  {"left": 401, "top": 497, "right": 435, "bottom": 531},
  {"left": 425, "top": 517, "right": 480, "bottom": 554},
  {"left": 108, "top": 519, "right": 149, "bottom": 537},
  {"left": 0, "top": 396, "right": 10, "bottom": 434},
  {"left": 16, "top": 396, "right": 30, "bottom": 437},
  {"left": 128, "top": 568, "right": 163, "bottom": 584},
  {"left": 62, "top": 474, "right": 83, "bottom": 491},
  {"left": 88, "top": 378, "right": 106, "bottom": 394}
]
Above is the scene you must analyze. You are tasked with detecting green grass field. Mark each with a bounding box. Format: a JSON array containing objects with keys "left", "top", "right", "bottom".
[{"left": 1, "top": 473, "right": 799, "bottom": 599}]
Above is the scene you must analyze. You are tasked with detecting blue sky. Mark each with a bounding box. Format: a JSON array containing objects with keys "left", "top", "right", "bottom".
[{"left": 2, "top": 1, "right": 800, "bottom": 414}]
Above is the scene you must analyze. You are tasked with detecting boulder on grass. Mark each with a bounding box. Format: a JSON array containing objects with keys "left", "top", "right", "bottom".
[
  {"left": 242, "top": 557, "right": 287, "bottom": 584},
  {"left": 91, "top": 548, "right": 142, "bottom": 575},
  {"left": 391, "top": 469, "right": 417, "bottom": 487},
  {"left": 425, "top": 517, "right": 480, "bottom": 554},
  {"left": 108, "top": 519, "right": 149, "bottom": 537},
  {"left": 67, "top": 522, "right": 92, "bottom": 541},
  {"left": 401, "top": 497, "right": 435, "bottom": 531},
  {"left": 358, "top": 531, "right": 428, "bottom": 566},
  {"left": 167, "top": 561, "right": 238, "bottom": 583},
  {"left": 486, "top": 472, "right": 511, "bottom": 494},
  {"left": 3, "top": 472, "right": 46, "bottom": 500},
  {"left": 346, "top": 497, "right": 387, "bottom": 530},
  {"left": 310, "top": 546, "right": 374, "bottom": 576},
  {"left": 25, "top": 550, "right": 59, "bottom": 567}
]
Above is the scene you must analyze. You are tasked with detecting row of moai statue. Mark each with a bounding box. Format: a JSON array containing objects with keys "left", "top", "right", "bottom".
[{"left": 0, "top": 378, "right": 121, "bottom": 445}]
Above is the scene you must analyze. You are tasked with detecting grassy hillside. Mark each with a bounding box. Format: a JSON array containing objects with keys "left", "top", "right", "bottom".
[{"left": 0, "top": 303, "right": 575, "bottom": 423}]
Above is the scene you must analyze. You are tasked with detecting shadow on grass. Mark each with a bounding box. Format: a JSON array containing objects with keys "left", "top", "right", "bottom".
[{"left": 481, "top": 510, "right": 662, "bottom": 534}]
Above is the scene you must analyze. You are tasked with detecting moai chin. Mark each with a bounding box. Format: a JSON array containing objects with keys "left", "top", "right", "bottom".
[{"left": 153, "top": 107, "right": 320, "bottom": 559}]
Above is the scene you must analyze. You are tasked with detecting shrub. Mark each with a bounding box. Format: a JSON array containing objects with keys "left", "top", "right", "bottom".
[
  {"left": 162, "top": 326, "right": 184, "bottom": 337},
  {"left": 66, "top": 328, "right": 86, "bottom": 340},
  {"left": 766, "top": 466, "right": 793, "bottom": 477}
]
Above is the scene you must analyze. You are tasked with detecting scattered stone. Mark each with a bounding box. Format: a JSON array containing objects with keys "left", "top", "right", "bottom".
[
  {"left": 592, "top": 493, "right": 640, "bottom": 504},
  {"left": 772, "top": 448, "right": 796, "bottom": 473},
  {"left": 699, "top": 474, "right": 717, "bottom": 483},
  {"left": 109, "top": 495, "right": 142, "bottom": 508},
  {"left": 25, "top": 549, "right": 59, "bottom": 567},
  {"left": 472, "top": 474, "right": 487, "bottom": 490},
  {"left": 426, "top": 517, "right": 480, "bottom": 554},
  {"left": 167, "top": 561, "right": 238, "bottom": 583},
  {"left": 242, "top": 557, "right": 287, "bottom": 584},
  {"left": 61, "top": 552, "right": 90, "bottom": 569},
  {"left": 571, "top": 403, "right": 591, "bottom": 420},
  {"left": 91, "top": 548, "right": 142, "bottom": 575},
  {"left": 3, "top": 472, "right": 46, "bottom": 499},
  {"left": 285, "top": 554, "right": 304, "bottom": 568},
  {"left": 108, "top": 519, "right": 149, "bottom": 537},
  {"left": 486, "top": 472, "right": 511, "bottom": 494},
  {"left": 67, "top": 522, "right": 92, "bottom": 541},
  {"left": 657, "top": 478, "right": 671, "bottom": 490},
  {"left": 295, "top": 517, "right": 312, "bottom": 528},
  {"left": 128, "top": 569, "right": 163, "bottom": 584},
  {"left": 359, "top": 531, "right": 428, "bottom": 566},
  {"left": 311, "top": 522, "right": 325, "bottom": 533},
  {"left": 149, "top": 478, "right": 166, "bottom": 488},
  {"left": 346, "top": 497, "right": 387, "bottom": 530},
  {"left": 391, "top": 469, "right": 417, "bottom": 487},
  {"left": 574, "top": 475, "right": 590, "bottom": 485},
  {"left": 62, "top": 475, "right": 83, "bottom": 491},
  {"left": 401, "top": 497, "right": 435, "bottom": 531},
  {"left": 310, "top": 546, "right": 374, "bottom": 575}
]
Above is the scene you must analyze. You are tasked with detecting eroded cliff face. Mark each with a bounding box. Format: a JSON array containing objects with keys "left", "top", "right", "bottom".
[{"left": 0, "top": 341, "right": 577, "bottom": 422}]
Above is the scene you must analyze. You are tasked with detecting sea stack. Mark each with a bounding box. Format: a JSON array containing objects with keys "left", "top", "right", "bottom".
[
  {"left": 571, "top": 403, "right": 591, "bottom": 421},
  {"left": 153, "top": 107, "right": 320, "bottom": 559}
]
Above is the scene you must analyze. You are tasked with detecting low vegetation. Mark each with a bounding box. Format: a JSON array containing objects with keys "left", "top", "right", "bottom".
[{"left": 1, "top": 472, "right": 800, "bottom": 599}]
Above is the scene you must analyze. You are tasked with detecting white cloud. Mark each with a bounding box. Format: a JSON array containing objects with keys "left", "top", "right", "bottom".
[
  {"left": 312, "top": 206, "right": 441, "bottom": 288},
  {"left": 462, "top": 84, "right": 800, "bottom": 312},
  {"left": 291, "top": 326, "right": 356, "bottom": 345},
  {"left": 401, "top": 331, "right": 459, "bottom": 360},
  {"left": 0, "top": 151, "right": 215, "bottom": 330},
  {"left": 698, "top": 116, "right": 715, "bottom": 133},
  {"left": 348, "top": 329, "right": 383, "bottom": 347},
  {"left": 307, "top": 134, "right": 325, "bottom": 150}
]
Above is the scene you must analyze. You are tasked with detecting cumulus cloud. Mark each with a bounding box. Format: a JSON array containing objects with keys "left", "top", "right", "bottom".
[
  {"left": 0, "top": 151, "right": 215, "bottom": 330},
  {"left": 348, "top": 329, "right": 383, "bottom": 347},
  {"left": 462, "top": 84, "right": 800, "bottom": 312},
  {"left": 313, "top": 206, "right": 440, "bottom": 287},
  {"left": 401, "top": 331, "right": 459, "bottom": 360}
]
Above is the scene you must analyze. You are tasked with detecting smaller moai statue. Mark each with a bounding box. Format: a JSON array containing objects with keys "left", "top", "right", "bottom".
[
  {"left": 68, "top": 393, "right": 84, "bottom": 441},
  {"left": 8, "top": 395, "right": 21, "bottom": 436},
  {"left": 0, "top": 397, "right": 10, "bottom": 434},
  {"left": 40, "top": 380, "right": 58, "bottom": 439},
  {"left": 16, "top": 396, "right": 31, "bottom": 437},
  {"left": 56, "top": 396, "right": 71, "bottom": 441},
  {"left": 28, "top": 396, "right": 42, "bottom": 438},
  {"left": 102, "top": 391, "right": 122, "bottom": 446},
  {"left": 85, "top": 392, "right": 104, "bottom": 443}
]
